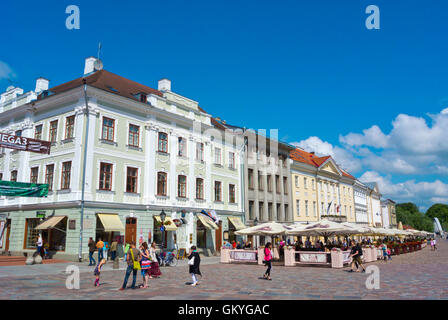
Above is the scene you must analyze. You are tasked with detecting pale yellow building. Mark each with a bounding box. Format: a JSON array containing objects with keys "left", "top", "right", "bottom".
[{"left": 290, "top": 148, "right": 356, "bottom": 224}]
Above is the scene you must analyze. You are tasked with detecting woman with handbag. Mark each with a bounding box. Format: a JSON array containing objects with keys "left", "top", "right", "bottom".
[
  {"left": 188, "top": 246, "right": 201, "bottom": 287},
  {"left": 139, "top": 242, "right": 151, "bottom": 288},
  {"left": 149, "top": 242, "right": 162, "bottom": 278},
  {"left": 262, "top": 242, "right": 273, "bottom": 280}
]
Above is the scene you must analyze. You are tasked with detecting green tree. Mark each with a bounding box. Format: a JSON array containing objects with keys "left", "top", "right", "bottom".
[
  {"left": 396, "top": 202, "right": 434, "bottom": 232},
  {"left": 426, "top": 204, "right": 448, "bottom": 230}
]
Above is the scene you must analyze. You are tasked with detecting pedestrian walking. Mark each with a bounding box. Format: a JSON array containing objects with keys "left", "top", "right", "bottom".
[
  {"left": 103, "top": 241, "right": 109, "bottom": 260},
  {"left": 139, "top": 242, "right": 151, "bottom": 288},
  {"left": 88, "top": 237, "right": 96, "bottom": 266},
  {"left": 96, "top": 238, "right": 104, "bottom": 261},
  {"left": 433, "top": 239, "right": 437, "bottom": 250},
  {"left": 119, "top": 242, "right": 141, "bottom": 291},
  {"left": 387, "top": 248, "right": 392, "bottom": 260},
  {"left": 110, "top": 239, "right": 118, "bottom": 261},
  {"left": 124, "top": 242, "right": 130, "bottom": 263},
  {"left": 349, "top": 241, "right": 366, "bottom": 272},
  {"left": 262, "top": 242, "right": 273, "bottom": 280},
  {"left": 149, "top": 242, "right": 162, "bottom": 278},
  {"left": 94, "top": 258, "right": 106, "bottom": 287},
  {"left": 188, "top": 246, "right": 201, "bottom": 286},
  {"left": 381, "top": 243, "right": 388, "bottom": 262},
  {"left": 36, "top": 235, "right": 43, "bottom": 256}
]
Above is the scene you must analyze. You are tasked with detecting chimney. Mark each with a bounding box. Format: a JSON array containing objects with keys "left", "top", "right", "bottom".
[
  {"left": 84, "top": 57, "right": 97, "bottom": 75},
  {"left": 158, "top": 78, "right": 171, "bottom": 92},
  {"left": 35, "top": 77, "right": 49, "bottom": 93}
]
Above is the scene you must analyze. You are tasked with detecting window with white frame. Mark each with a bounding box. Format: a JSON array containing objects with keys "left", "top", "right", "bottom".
[
  {"left": 178, "top": 137, "right": 186, "bottom": 157},
  {"left": 196, "top": 142, "right": 204, "bottom": 161},
  {"left": 214, "top": 147, "right": 221, "bottom": 165}
]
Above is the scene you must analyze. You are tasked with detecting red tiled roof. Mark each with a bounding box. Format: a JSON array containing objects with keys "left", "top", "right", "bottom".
[
  {"left": 290, "top": 148, "right": 355, "bottom": 180},
  {"left": 45, "top": 69, "right": 163, "bottom": 101}
]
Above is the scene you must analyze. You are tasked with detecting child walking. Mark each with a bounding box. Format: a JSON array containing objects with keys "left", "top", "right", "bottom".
[{"left": 94, "top": 258, "right": 106, "bottom": 287}]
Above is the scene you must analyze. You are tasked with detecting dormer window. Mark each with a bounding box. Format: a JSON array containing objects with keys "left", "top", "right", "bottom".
[{"left": 140, "top": 93, "right": 147, "bottom": 103}]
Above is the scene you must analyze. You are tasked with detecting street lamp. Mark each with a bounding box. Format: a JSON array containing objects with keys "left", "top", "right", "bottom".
[{"left": 160, "top": 210, "right": 166, "bottom": 250}]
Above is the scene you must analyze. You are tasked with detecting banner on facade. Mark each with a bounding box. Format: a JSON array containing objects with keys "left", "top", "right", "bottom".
[
  {"left": 0, "top": 180, "right": 49, "bottom": 197},
  {"left": 0, "top": 132, "right": 51, "bottom": 154}
]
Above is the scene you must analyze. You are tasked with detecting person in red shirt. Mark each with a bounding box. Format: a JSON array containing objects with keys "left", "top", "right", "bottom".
[{"left": 232, "top": 241, "right": 237, "bottom": 249}]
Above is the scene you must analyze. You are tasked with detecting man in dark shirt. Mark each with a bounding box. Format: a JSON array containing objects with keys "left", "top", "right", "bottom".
[
  {"left": 349, "top": 241, "right": 366, "bottom": 273},
  {"left": 88, "top": 237, "right": 96, "bottom": 266},
  {"left": 119, "top": 242, "right": 141, "bottom": 290}
]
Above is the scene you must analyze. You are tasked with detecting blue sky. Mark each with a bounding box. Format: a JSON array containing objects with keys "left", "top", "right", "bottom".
[{"left": 2, "top": 0, "right": 448, "bottom": 210}]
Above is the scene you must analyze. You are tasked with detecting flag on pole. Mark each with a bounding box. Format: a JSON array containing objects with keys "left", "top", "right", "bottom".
[{"left": 326, "top": 201, "right": 333, "bottom": 215}]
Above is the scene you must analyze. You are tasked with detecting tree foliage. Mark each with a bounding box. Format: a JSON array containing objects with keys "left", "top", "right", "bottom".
[
  {"left": 396, "top": 202, "right": 433, "bottom": 232},
  {"left": 426, "top": 203, "right": 448, "bottom": 231}
]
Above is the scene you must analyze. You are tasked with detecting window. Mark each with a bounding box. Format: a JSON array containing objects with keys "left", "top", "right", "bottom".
[
  {"left": 61, "top": 161, "right": 71, "bottom": 190},
  {"left": 305, "top": 200, "right": 309, "bottom": 217},
  {"left": 128, "top": 124, "right": 140, "bottom": 147},
  {"left": 34, "top": 125, "right": 43, "bottom": 140},
  {"left": 10, "top": 170, "right": 17, "bottom": 182},
  {"left": 322, "top": 202, "right": 324, "bottom": 215},
  {"left": 158, "top": 132, "right": 168, "bottom": 153},
  {"left": 15, "top": 130, "right": 22, "bottom": 137},
  {"left": 267, "top": 175, "right": 272, "bottom": 192},
  {"left": 259, "top": 202, "right": 264, "bottom": 218},
  {"left": 24, "top": 219, "right": 41, "bottom": 249},
  {"left": 304, "top": 177, "right": 307, "bottom": 189},
  {"left": 295, "top": 176, "right": 299, "bottom": 188},
  {"left": 275, "top": 175, "right": 280, "bottom": 193},
  {"left": 248, "top": 169, "right": 254, "bottom": 189},
  {"left": 178, "top": 137, "right": 186, "bottom": 157},
  {"left": 196, "top": 142, "right": 204, "bottom": 161},
  {"left": 99, "top": 163, "right": 113, "bottom": 191},
  {"left": 140, "top": 93, "right": 147, "bottom": 103},
  {"left": 65, "top": 115, "right": 75, "bottom": 139},
  {"left": 214, "top": 181, "right": 222, "bottom": 202},
  {"left": 214, "top": 147, "right": 221, "bottom": 165},
  {"left": 30, "top": 167, "right": 39, "bottom": 184},
  {"left": 283, "top": 177, "right": 288, "bottom": 194},
  {"left": 229, "top": 152, "right": 235, "bottom": 169},
  {"left": 229, "top": 184, "right": 236, "bottom": 203},
  {"left": 102, "top": 117, "right": 115, "bottom": 141},
  {"left": 49, "top": 120, "right": 58, "bottom": 142},
  {"left": 249, "top": 201, "right": 254, "bottom": 220},
  {"left": 157, "top": 172, "right": 167, "bottom": 196},
  {"left": 258, "top": 171, "right": 263, "bottom": 191},
  {"left": 312, "top": 179, "right": 315, "bottom": 190},
  {"left": 45, "top": 164, "right": 54, "bottom": 191},
  {"left": 268, "top": 202, "right": 273, "bottom": 220},
  {"left": 126, "top": 167, "right": 138, "bottom": 193},
  {"left": 296, "top": 200, "right": 300, "bottom": 216},
  {"left": 196, "top": 178, "right": 204, "bottom": 199},
  {"left": 313, "top": 201, "right": 317, "bottom": 216},
  {"left": 178, "top": 175, "right": 187, "bottom": 198},
  {"left": 284, "top": 204, "right": 288, "bottom": 219}
]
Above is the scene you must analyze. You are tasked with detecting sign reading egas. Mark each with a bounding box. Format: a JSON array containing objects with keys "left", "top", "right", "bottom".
[{"left": 0, "top": 132, "right": 51, "bottom": 154}]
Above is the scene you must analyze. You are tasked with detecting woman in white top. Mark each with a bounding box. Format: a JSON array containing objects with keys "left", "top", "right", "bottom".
[{"left": 149, "top": 242, "right": 162, "bottom": 278}]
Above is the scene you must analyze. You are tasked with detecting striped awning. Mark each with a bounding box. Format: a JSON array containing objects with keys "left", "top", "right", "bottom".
[
  {"left": 97, "top": 214, "right": 125, "bottom": 232},
  {"left": 197, "top": 214, "right": 218, "bottom": 230},
  {"left": 154, "top": 215, "right": 177, "bottom": 231},
  {"left": 228, "top": 216, "right": 246, "bottom": 230},
  {"left": 35, "top": 216, "right": 66, "bottom": 230}
]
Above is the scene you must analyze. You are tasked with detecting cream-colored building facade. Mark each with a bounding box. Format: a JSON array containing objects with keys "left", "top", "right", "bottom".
[{"left": 290, "top": 148, "right": 356, "bottom": 224}]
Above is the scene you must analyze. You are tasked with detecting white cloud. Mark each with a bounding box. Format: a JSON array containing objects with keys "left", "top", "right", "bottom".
[
  {"left": 291, "top": 136, "right": 362, "bottom": 173},
  {"left": 359, "top": 170, "right": 448, "bottom": 207},
  {"left": 0, "top": 61, "right": 15, "bottom": 80},
  {"left": 339, "top": 125, "right": 389, "bottom": 148}
]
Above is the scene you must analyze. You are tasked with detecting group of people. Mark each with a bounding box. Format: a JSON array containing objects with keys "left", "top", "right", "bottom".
[
  {"left": 87, "top": 237, "right": 119, "bottom": 266},
  {"left": 90, "top": 239, "right": 202, "bottom": 289},
  {"left": 430, "top": 238, "right": 438, "bottom": 250}
]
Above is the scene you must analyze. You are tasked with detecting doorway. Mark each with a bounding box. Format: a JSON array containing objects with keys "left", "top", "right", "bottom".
[
  {"left": 125, "top": 218, "right": 137, "bottom": 244},
  {"left": 4, "top": 219, "right": 11, "bottom": 251},
  {"left": 215, "top": 221, "right": 222, "bottom": 252}
]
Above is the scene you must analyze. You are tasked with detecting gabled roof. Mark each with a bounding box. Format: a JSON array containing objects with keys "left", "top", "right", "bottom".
[
  {"left": 290, "top": 148, "right": 355, "bottom": 180},
  {"left": 42, "top": 69, "right": 164, "bottom": 102}
]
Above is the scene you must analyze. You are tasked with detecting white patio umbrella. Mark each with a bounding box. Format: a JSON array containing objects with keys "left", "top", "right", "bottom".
[
  {"left": 285, "top": 219, "right": 358, "bottom": 237},
  {"left": 235, "top": 221, "right": 293, "bottom": 236},
  {"left": 341, "top": 222, "right": 370, "bottom": 235}
]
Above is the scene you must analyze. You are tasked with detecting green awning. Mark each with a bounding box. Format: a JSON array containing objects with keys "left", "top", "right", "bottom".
[{"left": 0, "top": 180, "right": 49, "bottom": 197}]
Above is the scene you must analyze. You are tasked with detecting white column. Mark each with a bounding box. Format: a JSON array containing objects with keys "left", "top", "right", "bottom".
[
  {"left": 205, "top": 141, "right": 212, "bottom": 206},
  {"left": 188, "top": 136, "right": 195, "bottom": 204},
  {"left": 169, "top": 131, "right": 177, "bottom": 203}
]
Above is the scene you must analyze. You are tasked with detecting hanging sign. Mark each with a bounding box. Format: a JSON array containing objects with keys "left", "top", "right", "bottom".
[
  {"left": 0, "top": 132, "right": 51, "bottom": 154},
  {"left": 0, "top": 181, "right": 49, "bottom": 197}
]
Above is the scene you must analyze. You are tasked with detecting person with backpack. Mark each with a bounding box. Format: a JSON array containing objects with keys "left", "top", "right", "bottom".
[
  {"left": 119, "top": 242, "right": 141, "bottom": 290},
  {"left": 262, "top": 242, "right": 273, "bottom": 280},
  {"left": 188, "top": 246, "right": 201, "bottom": 286},
  {"left": 349, "top": 241, "right": 366, "bottom": 273}
]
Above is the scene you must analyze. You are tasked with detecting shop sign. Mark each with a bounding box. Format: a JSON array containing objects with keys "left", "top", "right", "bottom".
[
  {"left": 0, "top": 132, "right": 51, "bottom": 154},
  {"left": 0, "top": 181, "right": 49, "bottom": 197},
  {"left": 343, "top": 251, "right": 351, "bottom": 264},
  {"left": 36, "top": 211, "right": 46, "bottom": 219},
  {"left": 230, "top": 250, "right": 257, "bottom": 262}
]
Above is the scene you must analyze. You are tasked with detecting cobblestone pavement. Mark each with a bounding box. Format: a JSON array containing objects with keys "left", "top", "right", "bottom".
[{"left": 0, "top": 241, "right": 447, "bottom": 300}]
